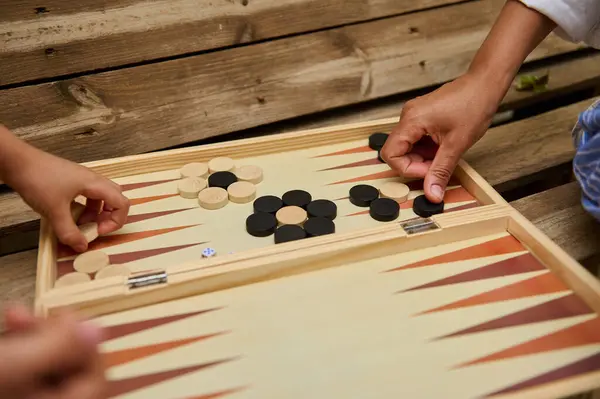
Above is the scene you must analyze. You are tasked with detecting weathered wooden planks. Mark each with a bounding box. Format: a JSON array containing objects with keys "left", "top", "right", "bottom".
[
  {"left": 0, "top": 0, "right": 467, "bottom": 86},
  {"left": 465, "top": 98, "right": 596, "bottom": 190},
  {"left": 0, "top": 248, "right": 38, "bottom": 308},
  {"left": 512, "top": 182, "right": 600, "bottom": 271},
  {"left": 0, "top": 0, "right": 583, "bottom": 165},
  {"left": 270, "top": 52, "right": 600, "bottom": 133},
  {"left": 0, "top": 95, "right": 592, "bottom": 256}
]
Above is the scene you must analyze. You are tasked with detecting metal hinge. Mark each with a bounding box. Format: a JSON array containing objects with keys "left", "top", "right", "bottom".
[
  {"left": 127, "top": 270, "right": 168, "bottom": 289},
  {"left": 401, "top": 217, "right": 440, "bottom": 235}
]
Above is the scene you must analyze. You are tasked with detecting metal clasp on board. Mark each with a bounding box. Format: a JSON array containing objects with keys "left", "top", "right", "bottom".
[
  {"left": 401, "top": 217, "right": 440, "bottom": 235},
  {"left": 127, "top": 270, "right": 168, "bottom": 289}
]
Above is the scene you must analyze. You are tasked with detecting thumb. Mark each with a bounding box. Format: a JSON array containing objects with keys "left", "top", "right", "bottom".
[
  {"left": 49, "top": 206, "right": 88, "bottom": 253},
  {"left": 82, "top": 179, "right": 130, "bottom": 235},
  {"left": 423, "top": 140, "right": 462, "bottom": 203}
]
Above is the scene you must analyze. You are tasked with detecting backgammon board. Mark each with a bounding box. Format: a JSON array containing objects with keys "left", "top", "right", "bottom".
[{"left": 33, "top": 117, "right": 600, "bottom": 399}]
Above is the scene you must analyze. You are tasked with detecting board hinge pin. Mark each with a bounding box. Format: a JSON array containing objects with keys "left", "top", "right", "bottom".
[
  {"left": 401, "top": 218, "right": 440, "bottom": 235},
  {"left": 127, "top": 270, "right": 168, "bottom": 289}
]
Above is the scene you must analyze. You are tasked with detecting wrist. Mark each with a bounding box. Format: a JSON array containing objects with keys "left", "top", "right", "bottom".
[
  {"left": 458, "top": 70, "right": 511, "bottom": 120},
  {"left": 461, "top": 0, "right": 556, "bottom": 112},
  {"left": 465, "top": 65, "right": 516, "bottom": 108}
]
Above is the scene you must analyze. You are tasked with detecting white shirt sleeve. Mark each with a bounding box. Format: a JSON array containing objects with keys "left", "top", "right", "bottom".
[{"left": 519, "top": 0, "right": 600, "bottom": 48}]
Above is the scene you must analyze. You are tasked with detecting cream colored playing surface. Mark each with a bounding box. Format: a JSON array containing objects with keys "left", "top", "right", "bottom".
[
  {"left": 93, "top": 231, "right": 600, "bottom": 399},
  {"left": 50, "top": 138, "right": 478, "bottom": 280}
]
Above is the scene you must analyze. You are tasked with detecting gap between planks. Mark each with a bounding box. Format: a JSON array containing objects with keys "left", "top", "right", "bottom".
[{"left": 0, "top": 0, "right": 470, "bottom": 87}]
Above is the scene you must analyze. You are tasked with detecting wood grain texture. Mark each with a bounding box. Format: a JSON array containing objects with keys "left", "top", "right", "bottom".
[
  {"left": 0, "top": 0, "right": 582, "bottom": 165},
  {"left": 0, "top": 191, "right": 40, "bottom": 256},
  {"left": 0, "top": 0, "right": 467, "bottom": 86},
  {"left": 0, "top": 96, "right": 592, "bottom": 256},
  {"left": 0, "top": 249, "right": 37, "bottom": 308},
  {"left": 464, "top": 98, "right": 597, "bottom": 188},
  {"left": 512, "top": 182, "right": 600, "bottom": 267},
  {"left": 268, "top": 52, "right": 600, "bottom": 133}
]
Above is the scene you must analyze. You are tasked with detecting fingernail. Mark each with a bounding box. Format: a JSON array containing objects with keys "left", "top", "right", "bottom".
[
  {"left": 74, "top": 243, "right": 87, "bottom": 253},
  {"left": 431, "top": 184, "right": 444, "bottom": 201},
  {"left": 76, "top": 321, "right": 103, "bottom": 346}
]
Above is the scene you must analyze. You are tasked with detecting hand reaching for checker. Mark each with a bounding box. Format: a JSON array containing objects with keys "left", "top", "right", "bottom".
[
  {"left": 380, "top": 73, "right": 499, "bottom": 203},
  {"left": 0, "top": 125, "right": 130, "bottom": 253},
  {"left": 0, "top": 304, "right": 107, "bottom": 399}
]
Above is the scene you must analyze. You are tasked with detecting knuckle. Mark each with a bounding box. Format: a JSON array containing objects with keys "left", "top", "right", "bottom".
[
  {"left": 430, "top": 167, "right": 453, "bottom": 182},
  {"left": 400, "top": 109, "right": 424, "bottom": 130},
  {"left": 401, "top": 100, "right": 420, "bottom": 117},
  {"left": 400, "top": 103, "right": 416, "bottom": 118}
]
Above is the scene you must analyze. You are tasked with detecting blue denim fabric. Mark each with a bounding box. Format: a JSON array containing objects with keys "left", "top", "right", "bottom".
[{"left": 572, "top": 99, "right": 600, "bottom": 221}]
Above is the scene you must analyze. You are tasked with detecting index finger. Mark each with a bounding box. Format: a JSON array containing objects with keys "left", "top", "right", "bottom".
[
  {"left": 82, "top": 180, "right": 130, "bottom": 234},
  {"left": 380, "top": 118, "right": 428, "bottom": 178}
]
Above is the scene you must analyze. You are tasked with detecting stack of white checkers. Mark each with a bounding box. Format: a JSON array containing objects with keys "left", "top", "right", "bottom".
[{"left": 177, "top": 157, "right": 263, "bottom": 210}]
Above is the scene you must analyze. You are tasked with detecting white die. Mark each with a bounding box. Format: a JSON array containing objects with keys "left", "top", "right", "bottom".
[{"left": 202, "top": 247, "right": 216, "bottom": 258}]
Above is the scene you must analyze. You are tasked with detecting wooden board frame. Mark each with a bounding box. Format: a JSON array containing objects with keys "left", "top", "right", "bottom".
[
  {"left": 33, "top": 117, "right": 599, "bottom": 324},
  {"left": 30, "top": 117, "right": 600, "bottom": 398},
  {"left": 33, "top": 117, "right": 508, "bottom": 315},
  {"left": 38, "top": 207, "right": 600, "bottom": 399}
]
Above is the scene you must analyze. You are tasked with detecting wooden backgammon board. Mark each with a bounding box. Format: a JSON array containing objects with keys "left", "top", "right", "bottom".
[{"left": 33, "top": 118, "right": 600, "bottom": 399}]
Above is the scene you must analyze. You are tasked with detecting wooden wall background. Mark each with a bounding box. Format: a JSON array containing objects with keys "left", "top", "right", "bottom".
[
  {"left": 0, "top": 0, "right": 597, "bottom": 164},
  {"left": 1, "top": 0, "right": 600, "bottom": 257}
]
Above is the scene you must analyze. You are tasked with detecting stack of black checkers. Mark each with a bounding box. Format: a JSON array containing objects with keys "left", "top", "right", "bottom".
[
  {"left": 349, "top": 184, "right": 400, "bottom": 222},
  {"left": 246, "top": 189, "right": 338, "bottom": 244}
]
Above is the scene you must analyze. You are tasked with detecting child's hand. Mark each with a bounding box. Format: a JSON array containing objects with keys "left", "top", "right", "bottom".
[
  {"left": 0, "top": 127, "right": 130, "bottom": 252},
  {"left": 0, "top": 305, "right": 107, "bottom": 399},
  {"left": 14, "top": 150, "right": 129, "bottom": 252},
  {"left": 381, "top": 73, "right": 498, "bottom": 203}
]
